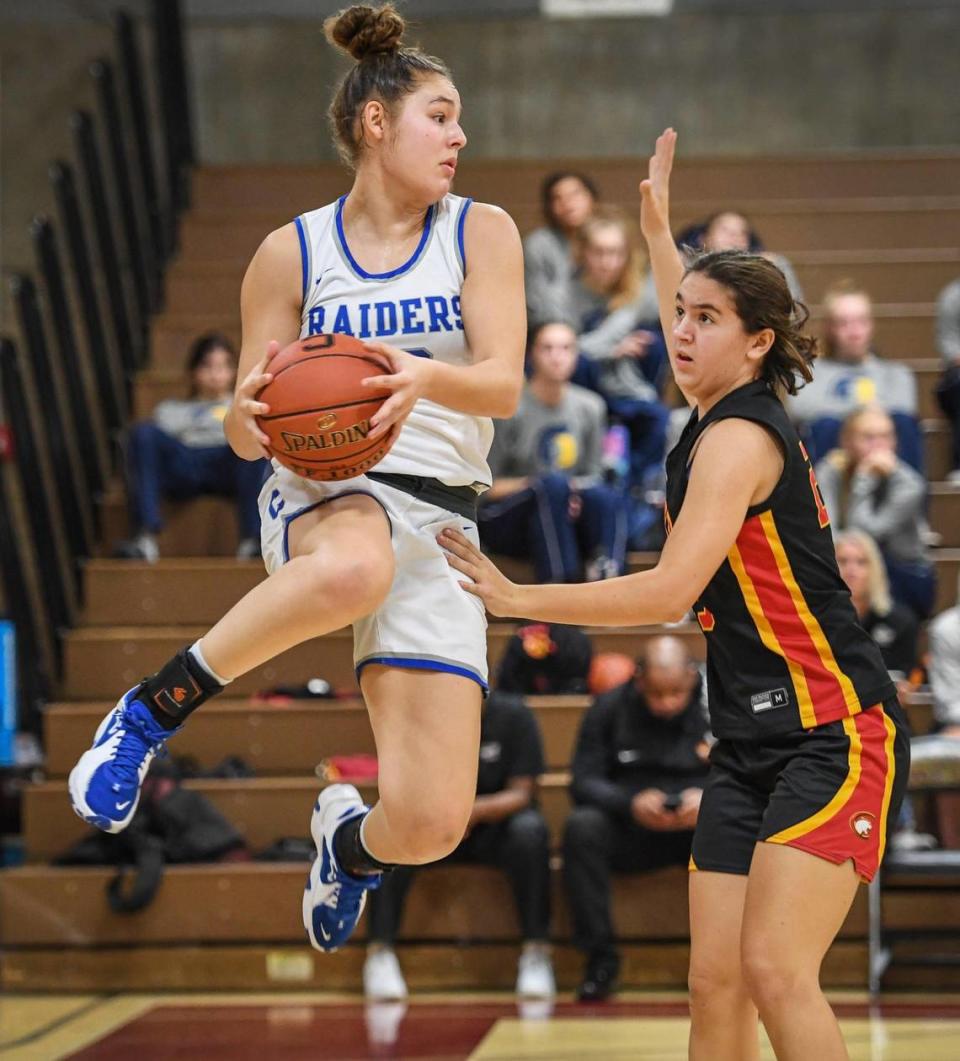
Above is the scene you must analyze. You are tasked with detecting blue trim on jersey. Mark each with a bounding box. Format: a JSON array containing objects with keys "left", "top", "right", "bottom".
[
  {"left": 455, "top": 197, "right": 473, "bottom": 274},
  {"left": 335, "top": 195, "right": 435, "bottom": 281},
  {"left": 293, "top": 216, "right": 309, "bottom": 305},
  {"left": 356, "top": 655, "right": 488, "bottom": 692}
]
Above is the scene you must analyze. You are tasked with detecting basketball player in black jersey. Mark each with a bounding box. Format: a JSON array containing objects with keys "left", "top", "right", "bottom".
[{"left": 441, "top": 130, "right": 909, "bottom": 1060}]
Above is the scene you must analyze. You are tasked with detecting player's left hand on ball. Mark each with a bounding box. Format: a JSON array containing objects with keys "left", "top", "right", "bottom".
[
  {"left": 439, "top": 529, "right": 518, "bottom": 617},
  {"left": 362, "top": 342, "right": 433, "bottom": 440}
]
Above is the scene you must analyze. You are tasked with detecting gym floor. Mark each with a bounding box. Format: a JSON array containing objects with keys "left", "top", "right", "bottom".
[{"left": 3, "top": 992, "right": 960, "bottom": 1059}]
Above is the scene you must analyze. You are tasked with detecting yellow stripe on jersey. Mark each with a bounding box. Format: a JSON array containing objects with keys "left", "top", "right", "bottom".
[
  {"left": 759, "top": 512, "right": 862, "bottom": 719},
  {"left": 877, "top": 708, "right": 898, "bottom": 865},
  {"left": 728, "top": 541, "right": 817, "bottom": 729},
  {"left": 766, "top": 714, "right": 862, "bottom": 845}
]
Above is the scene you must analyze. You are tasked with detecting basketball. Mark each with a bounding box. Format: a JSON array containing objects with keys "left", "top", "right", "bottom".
[
  {"left": 588, "top": 651, "right": 637, "bottom": 694},
  {"left": 255, "top": 334, "right": 398, "bottom": 480}
]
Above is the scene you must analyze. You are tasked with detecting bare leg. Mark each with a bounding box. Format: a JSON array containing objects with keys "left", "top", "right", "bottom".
[
  {"left": 741, "top": 843, "right": 859, "bottom": 1061},
  {"left": 199, "top": 495, "right": 394, "bottom": 678},
  {"left": 688, "top": 869, "right": 759, "bottom": 1061},
  {"left": 358, "top": 664, "right": 482, "bottom": 866}
]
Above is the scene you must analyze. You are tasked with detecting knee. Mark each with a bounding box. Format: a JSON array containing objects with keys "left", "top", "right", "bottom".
[
  {"left": 503, "top": 807, "right": 549, "bottom": 853},
  {"left": 740, "top": 941, "right": 810, "bottom": 1014},
  {"left": 296, "top": 550, "right": 392, "bottom": 616},
  {"left": 688, "top": 958, "right": 747, "bottom": 1013},
  {"left": 379, "top": 795, "right": 473, "bottom": 865},
  {"left": 563, "top": 805, "right": 609, "bottom": 853},
  {"left": 128, "top": 420, "right": 164, "bottom": 453},
  {"left": 535, "top": 473, "right": 571, "bottom": 505}
]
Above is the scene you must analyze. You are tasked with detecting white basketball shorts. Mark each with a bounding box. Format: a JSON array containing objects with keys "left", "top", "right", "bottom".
[{"left": 258, "top": 465, "right": 489, "bottom": 689}]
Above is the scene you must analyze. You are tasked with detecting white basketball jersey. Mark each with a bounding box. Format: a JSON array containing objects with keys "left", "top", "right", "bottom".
[{"left": 294, "top": 193, "right": 492, "bottom": 487}]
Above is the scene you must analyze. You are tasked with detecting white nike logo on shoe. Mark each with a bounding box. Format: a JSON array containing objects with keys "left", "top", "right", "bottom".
[
  {"left": 116, "top": 801, "right": 132, "bottom": 811},
  {"left": 319, "top": 925, "right": 333, "bottom": 942}
]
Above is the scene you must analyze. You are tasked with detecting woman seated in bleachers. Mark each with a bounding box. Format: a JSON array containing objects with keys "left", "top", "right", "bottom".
[
  {"left": 117, "top": 332, "right": 269, "bottom": 563},
  {"left": 834, "top": 528, "right": 918, "bottom": 685},
  {"left": 676, "top": 209, "right": 804, "bottom": 301},
  {"left": 523, "top": 170, "right": 599, "bottom": 331},
  {"left": 816, "top": 405, "right": 935, "bottom": 619},
  {"left": 567, "top": 208, "right": 669, "bottom": 492}
]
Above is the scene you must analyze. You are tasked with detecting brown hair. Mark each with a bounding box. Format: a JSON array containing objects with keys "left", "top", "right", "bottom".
[
  {"left": 324, "top": 4, "right": 451, "bottom": 168},
  {"left": 576, "top": 207, "right": 648, "bottom": 311},
  {"left": 684, "top": 250, "right": 817, "bottom": 397}
]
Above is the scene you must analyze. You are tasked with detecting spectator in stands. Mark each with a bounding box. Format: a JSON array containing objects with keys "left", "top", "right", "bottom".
[
  {"left": 118, "top": 333, "right": 268, "bottom": 563},
  {"left": 816, "top": 406, "right": 935, "bottom": 619},
  {"left": 479, "top": 321, "right": 628, "bottom": 582},
  {"left": 569, "top": 208, "right": 669, "bottom": 488},
  {"left": 935, "top": 277, "right": 960, "bottom": 481},
  {"left": 496, "top": 622, "right": 593, "bottom": 695},
  {"left": 563, "top": 636, "right": 710, "bottom": 1001},
  {"left": 363, "top": 691, "right": 553, "bottom": 1000},
  {"left": 929, "top": 586, "right": 960, "bottom": 735},
  {"left": 834, "top": 529, "right": 918, "bottom": 684},
  {"left": 524, "top": 171, "right": 599, "bottom": 331},
  {"left": 677, "top": 209, "right": 804, "bottom": 301},
  {"left": 787, "top": 280, "right": 921, "bottom": 468}
]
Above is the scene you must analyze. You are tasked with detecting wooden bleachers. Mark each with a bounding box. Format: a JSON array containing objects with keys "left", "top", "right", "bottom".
[{"left": 3, "top": 150, "right": 960, "bottom": 994}]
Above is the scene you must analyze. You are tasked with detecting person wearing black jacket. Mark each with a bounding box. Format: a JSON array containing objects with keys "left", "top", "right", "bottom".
[{"left": 563, "top": 635, "right": 710, "bottom": 1000}]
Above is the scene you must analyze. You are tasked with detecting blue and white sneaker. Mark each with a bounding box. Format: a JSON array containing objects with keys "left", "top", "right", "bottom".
[
  {"left": 303, "top": 783, "right": 382, "bottom": 952},
  {"left": 67, "top": 688, "right": 177, "bottom": 833}
]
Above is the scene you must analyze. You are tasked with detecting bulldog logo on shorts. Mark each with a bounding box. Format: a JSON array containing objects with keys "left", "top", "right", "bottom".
[{"left": 850, "top": 812, "right": 876, "bottom": 840}]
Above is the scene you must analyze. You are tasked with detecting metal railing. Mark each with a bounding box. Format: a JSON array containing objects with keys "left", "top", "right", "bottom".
[{"left": 0, "top": 2, "right": 194, "bottom": 736}]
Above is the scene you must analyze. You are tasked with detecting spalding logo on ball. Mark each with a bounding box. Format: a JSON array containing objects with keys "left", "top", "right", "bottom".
[{"left": 255, "top": 334, "right": 399, "bottom": 481}]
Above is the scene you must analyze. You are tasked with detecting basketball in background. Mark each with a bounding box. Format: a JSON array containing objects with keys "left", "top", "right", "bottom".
[
  {"left": 255, "top": 334, "right": 398, "bottom": 480},
  {"left": 588, "top": 651, "right": 637, "bottom": 694}
]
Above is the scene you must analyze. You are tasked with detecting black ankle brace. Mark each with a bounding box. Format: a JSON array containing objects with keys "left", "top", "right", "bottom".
[
  {"left": 141, "top": 647, "right": 224, "bottom": 730},
  {"left": 333, "top": 813, "right": 395, "bottom": 877}
]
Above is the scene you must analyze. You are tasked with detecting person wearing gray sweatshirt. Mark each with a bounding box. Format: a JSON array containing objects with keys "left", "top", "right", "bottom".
[
  {"left": 814, "top": 406, "right": 934, "bottom": 618},
  {"left": 120, "top": 333, "right": 268, "bottom": 562}
]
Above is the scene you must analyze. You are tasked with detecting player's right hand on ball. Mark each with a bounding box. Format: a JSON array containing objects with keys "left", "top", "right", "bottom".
[{"left": 235, "top": 340, "right": 279, "bottom": 454}]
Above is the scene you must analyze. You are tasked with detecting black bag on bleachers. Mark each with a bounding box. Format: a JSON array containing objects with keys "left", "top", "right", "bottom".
[{"left": 56, "top": 760, "right": 246, "bottom": 913}]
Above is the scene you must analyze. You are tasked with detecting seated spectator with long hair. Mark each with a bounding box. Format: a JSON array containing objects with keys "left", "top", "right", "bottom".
[
  {"left": 676, "top": 209, "right": 804, "bottom": 301},
  {"left": 815, "top": 406, "right": 935, "bottom": 619},
  {"left": 569, "top": 209, "right": 668, "bottom": 488},
  {"left": 935, "top": 276, "right": 960, "bottom": 481},
  {"left": 788, "top": 280, "right": 921, "bottom": 468},
  {"left": 118, "top": 332, "right": 269, "bottom": 562},
  {"left": 834, "top": 528, "right": 918, "bottom": 683},
  {"left": 929, "top": 582, "right": 960, "bottom": 737},
  {"left": 524, "top": 170, "right": 599, "bottom": 331}
]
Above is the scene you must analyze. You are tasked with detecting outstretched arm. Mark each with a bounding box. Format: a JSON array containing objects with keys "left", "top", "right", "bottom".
[
  {"left": 441, "top": 417, "right": 782, "bottom": 627},
  {"left": 639, "top": 128, "right": 692, "bottom": 405}
]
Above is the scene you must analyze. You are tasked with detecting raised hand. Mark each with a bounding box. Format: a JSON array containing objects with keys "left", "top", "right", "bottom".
[{"left": 639, "top": 127, "right": 677, "bottom": 241}]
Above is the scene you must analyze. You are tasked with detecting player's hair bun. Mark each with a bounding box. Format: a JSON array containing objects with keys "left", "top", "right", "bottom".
[{"left": 324, "top": 4, "right": 406, "bottom": 62}]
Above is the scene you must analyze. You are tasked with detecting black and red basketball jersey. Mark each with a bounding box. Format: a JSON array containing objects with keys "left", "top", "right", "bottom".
[{"left": 665, "top": 379, "right": 895, "bottom": 739}]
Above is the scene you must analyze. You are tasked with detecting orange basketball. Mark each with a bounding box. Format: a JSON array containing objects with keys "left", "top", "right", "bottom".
[
  {"left": 255, "top": 334, "right": 398, "bottom": 481},
  {"left": 588, "top": 652, "right": 637, "bottom": 694}
]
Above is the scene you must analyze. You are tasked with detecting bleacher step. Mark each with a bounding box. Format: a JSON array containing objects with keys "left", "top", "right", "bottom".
[
  {"left": 60, "top": 623, "right": 705, "bottom": 699},
  {"left": 42, "top": 696, "right": 591, "bottom": 778}
]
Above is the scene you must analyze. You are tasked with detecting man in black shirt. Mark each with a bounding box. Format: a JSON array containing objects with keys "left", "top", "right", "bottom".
[
  {"left": 364, "top": 691, "right": 553, "bottom": 999},
  {"left": 563, "top": 635, "right": 710, "bottom": 1000}
]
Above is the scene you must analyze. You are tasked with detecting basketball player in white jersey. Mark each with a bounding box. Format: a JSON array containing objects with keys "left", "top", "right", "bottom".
[{"left": 68, "top": 2, "right": 527, "bottom": 961}]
